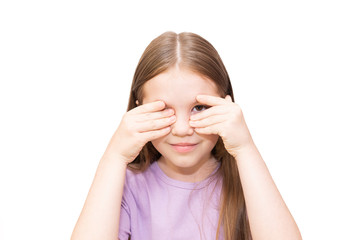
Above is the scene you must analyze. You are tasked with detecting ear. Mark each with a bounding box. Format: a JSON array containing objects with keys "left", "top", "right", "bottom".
[{"left": 135, "top": 100, "right": 139, "bottom": 106}]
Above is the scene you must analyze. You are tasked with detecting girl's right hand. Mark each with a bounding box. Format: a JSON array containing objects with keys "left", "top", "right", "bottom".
[{"left": 104, "top": 100, "right": 175, "bottom": 164}]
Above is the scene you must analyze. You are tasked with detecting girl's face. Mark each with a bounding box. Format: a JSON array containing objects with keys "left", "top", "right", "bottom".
[{"left": 141, "top": 66, "right": 221, "bottom": 182}]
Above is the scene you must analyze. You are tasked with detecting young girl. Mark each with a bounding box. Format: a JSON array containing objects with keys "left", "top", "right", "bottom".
[{"left": 71, "top": 32, "right": 302, "bottom": 240}]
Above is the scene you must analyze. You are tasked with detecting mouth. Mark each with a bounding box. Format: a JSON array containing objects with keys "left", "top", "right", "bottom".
[{"left": 170, "top": 143, "right": 198, "bottom": 153}]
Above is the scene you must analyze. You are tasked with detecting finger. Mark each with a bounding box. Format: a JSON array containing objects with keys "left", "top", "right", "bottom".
[
  {"left": 131, "top": 100, "right": 165, "bottom": 114},
  {"left": 196, "top": 95, "right": 228, "bottom": 106},
  {"left": 137, "top": 108, "right": 174, "bottom": 122},
  {"left": 137, "top": 115, "right": 176, "bottom": 132},
  {"left": 189, "top": 114, "right": 227, "bottom": 128},
  {"left": 190, "top": 105, "right": 229, "bottom": 121},
  {"left": 143, "top": 126, "right": 172, "bottom": 141},
  {"left": 194, "top": 124, "right": 220, "bottom": 135}
]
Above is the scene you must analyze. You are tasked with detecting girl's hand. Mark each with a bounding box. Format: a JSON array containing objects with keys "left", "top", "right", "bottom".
[
  {"left": 105, "top": 101, "right": 176, "bottom": 164},
  {"left": 189, "top": 95, "right": 253, "bottom": 159}
]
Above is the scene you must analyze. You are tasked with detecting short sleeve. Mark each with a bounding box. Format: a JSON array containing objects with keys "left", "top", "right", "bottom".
[{"left": 118, "top": 195, "right": 131, "bottom": 239}]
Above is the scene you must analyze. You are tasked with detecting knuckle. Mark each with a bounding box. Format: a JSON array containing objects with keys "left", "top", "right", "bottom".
[
  {"left": 149, "top": 120, "right": 156, "bottom": 129},
  {"left": 144, "top": 112, "right": 151, "bottom": 119}
]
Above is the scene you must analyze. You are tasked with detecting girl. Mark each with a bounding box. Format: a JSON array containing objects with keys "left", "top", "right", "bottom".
[{"left": 71, "top": 32, "right": 302, "bottom": 240}]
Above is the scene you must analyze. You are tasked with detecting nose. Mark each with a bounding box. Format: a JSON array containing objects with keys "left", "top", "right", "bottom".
[{"left": 171, "top": 111, "right": 194, "bottom": 136}]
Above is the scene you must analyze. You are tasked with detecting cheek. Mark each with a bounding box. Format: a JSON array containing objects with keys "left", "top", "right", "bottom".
[
  {"left": 202, "top": 133, "right": 219, "bottom": 142},
  {"left": 201, "top": 134, "right": 219, "bottom": 148},
  {"left": 150, "top": 137, "right": 166, "bottom": 152}
]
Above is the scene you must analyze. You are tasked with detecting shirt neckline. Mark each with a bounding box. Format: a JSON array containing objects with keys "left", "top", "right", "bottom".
[{"left": 151, "top": 160, "right": 220, "bottom": 190}]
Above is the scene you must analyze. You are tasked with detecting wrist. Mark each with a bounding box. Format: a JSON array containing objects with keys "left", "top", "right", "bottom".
[
  {"left": 101, "top": 151, "right": 131, "bottom": 167},
  {"left": 233, "top": 141, "right": 257, "bottom": 161}
]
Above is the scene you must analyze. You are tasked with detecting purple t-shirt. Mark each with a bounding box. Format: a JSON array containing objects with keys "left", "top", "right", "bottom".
[{"left": 118, "top": 161, "right": 224, "bottom": 240}]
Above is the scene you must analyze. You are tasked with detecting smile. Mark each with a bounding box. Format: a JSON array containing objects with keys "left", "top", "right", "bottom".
[{"left": 170, "top": 143, "right": 198, "bottom": 153}]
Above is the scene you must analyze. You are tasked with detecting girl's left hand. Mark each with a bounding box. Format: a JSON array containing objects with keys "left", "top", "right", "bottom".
[{"left": 189, "top": 94, "right": 254, "bottom": 159}]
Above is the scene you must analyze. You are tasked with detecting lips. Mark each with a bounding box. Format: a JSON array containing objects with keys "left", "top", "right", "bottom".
[
  {"left": 171, "top": 143, "right": 197, "bottom": 146},
  {"left": 170, "top": 143, "right": 198, "bottom": 153}
]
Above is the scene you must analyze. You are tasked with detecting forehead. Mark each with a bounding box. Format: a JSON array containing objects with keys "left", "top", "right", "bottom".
[{"left": 142, "top": 67, "right": 220, "bottom": 105}]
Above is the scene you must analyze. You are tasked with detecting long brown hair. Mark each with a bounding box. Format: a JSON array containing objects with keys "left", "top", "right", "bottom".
[{"left": 126, "top": 31, "right": 252, "bottom": 240}]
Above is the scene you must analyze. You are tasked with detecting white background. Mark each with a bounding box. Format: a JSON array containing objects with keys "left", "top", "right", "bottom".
[{"left": 0, "top": 0, "right": 359, "bottom": 239}]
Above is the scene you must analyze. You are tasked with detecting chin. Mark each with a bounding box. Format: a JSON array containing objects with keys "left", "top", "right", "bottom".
[{"left": 164, "top": 154, "right": 203, "bottom": 168}]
